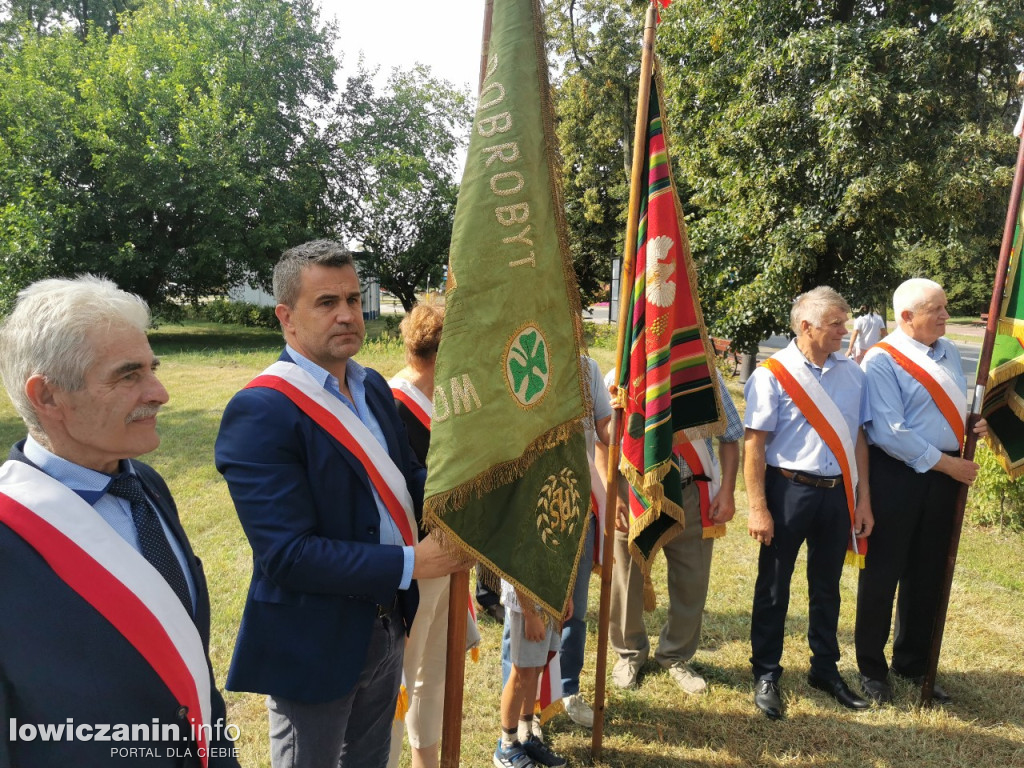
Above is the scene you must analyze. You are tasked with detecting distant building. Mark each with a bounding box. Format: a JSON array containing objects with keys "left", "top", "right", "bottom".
[{"left": 228, "top": 250, "right": 380, "bottom": 320}]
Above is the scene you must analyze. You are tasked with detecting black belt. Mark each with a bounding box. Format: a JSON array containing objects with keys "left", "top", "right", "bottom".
[
  {"left": 774, "top": 467, "right": 843, "bottom": 489},
  {"left": 679, "top": 474, "right": 712, "bottom": 490}
]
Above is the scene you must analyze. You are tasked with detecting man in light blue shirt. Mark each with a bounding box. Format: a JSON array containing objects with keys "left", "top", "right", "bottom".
[
  {"left": 855, "top": 278, "right": 986, "bottom": 705},
  {"left": 744, "top": 286, "right": 873, "bottom": 719}
]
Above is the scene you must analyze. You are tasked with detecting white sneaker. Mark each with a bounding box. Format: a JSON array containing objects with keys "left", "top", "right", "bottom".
[
  {"left": 666, "top": 662, "right": 707, "bottom": 695},
  {"left": 562, "top": 693, "right": 594, "bottom": 728},
  {"left": 612, "top": 657, "right": 642, "bottom": 689}
]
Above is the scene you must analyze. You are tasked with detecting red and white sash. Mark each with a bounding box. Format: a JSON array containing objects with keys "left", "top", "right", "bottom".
[
  {"left": 0, "top": 461, "right": 212, "bottom": 765},
  {"left": 389, "top": 377, "right": 432, "bottom": 433},
  {"left": 249, "top": 361, "right": 418, "bottom": 546},
  {"left": 674, "top": 438, "right": 725, "bottom": 539},
  {"left": 864, "top": 334, "right": 967, "bottom": 450},
  {"left": 762, "top": 344, "right": 865, "bottom": 566}
]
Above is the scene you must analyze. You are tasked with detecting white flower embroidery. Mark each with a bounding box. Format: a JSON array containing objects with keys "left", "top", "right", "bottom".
[{"left": 645, "top": 234, "right": 676, "bottom": 307}]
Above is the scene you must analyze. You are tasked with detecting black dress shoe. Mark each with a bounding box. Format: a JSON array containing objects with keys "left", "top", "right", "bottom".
[
  {"left": 927, "top": 682, "right": 952, "bottom": 703},
  {"left": 754, "top": 679, "right": 783, "bottom": 719},
  {"left": 860, "top": 676, "right": 893, "bottom": 704},
  {"left": 482, "top": 602, "right": 506, "bottom": 624},
  {"left": 807, "top": 674, "right": 870, "bottom": 710},
  {"left": 892, "top": 671, "right": 952, "bottom": 703},
  {"left": 908, "top": 677, "right": 952, "bottom": 703}
]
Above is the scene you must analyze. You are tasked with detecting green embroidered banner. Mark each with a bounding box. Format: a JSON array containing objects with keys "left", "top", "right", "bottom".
[
  {"left": 423, "top": 0, "right": 589, "bottom": 618},
  {"left": 981, "top": 183, "right": 1024, "bottom": 478}
]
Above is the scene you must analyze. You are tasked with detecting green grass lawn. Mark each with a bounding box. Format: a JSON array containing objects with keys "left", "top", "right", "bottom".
[{"left": 2, "top": 321, "right": 1022, "bottom": 767}]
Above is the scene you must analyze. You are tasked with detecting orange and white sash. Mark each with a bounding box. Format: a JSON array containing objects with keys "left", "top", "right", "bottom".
[
  {"left": 0, "top": 461, "right": 212, "bottom": 765},
  {"left": 865, "top": 334, "right": 967, "bottom": 450},
  {"left": 762, "top": 345, "right": 865, "bottom": 567},
  {"left": 249, "top": 361, "right": 418, "bottom": 546},
  {"left": 674, "top": 438, "right": 725, "bottom": 539},
  {"left": 389, "top": 377, "right": 432, "bottom": 433}
]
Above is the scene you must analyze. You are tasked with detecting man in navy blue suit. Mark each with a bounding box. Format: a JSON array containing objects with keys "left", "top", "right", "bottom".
[
  {"left": 215, "top": 240, "right": 465, "bottom": 768},
  {"left": 0, "top": 276, "right": 238, "bottom": 767}
]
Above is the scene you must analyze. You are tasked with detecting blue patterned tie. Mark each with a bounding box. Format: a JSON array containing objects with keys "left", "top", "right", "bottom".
[{"left": 107, "top": 473, "right": 193, "bottom": 615}]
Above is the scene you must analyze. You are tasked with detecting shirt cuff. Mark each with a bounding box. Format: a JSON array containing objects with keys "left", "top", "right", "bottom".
[
  {"left": 399, "top": 545, "right": 415, "bottom": 591},
  {"left": 911, "top": 445, "right": 943, "bottom": 474}
]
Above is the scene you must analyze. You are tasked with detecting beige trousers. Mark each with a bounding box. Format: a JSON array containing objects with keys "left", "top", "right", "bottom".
[
  {"left": 387, "top": 575, "right": 450, "bottom": 767},
  {"left": 609, "top": 482, "right": 714, "bottom": 667}
]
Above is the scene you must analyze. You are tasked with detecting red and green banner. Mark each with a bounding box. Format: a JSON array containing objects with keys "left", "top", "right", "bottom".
[
  {"left": 423, "top": 0, "right": 590, "bottom": 619},
  {"left": 617, "top": 67, "right": 725, "bottom": 572}
]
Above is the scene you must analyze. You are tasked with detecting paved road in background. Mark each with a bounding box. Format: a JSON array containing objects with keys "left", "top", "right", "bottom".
[
  {"left": 756, "top": 324, "right": 982, "bottom": 391},
  {"left": 750, "top": 325, "right": 984, "bottom": 407},
  {"left": 400, "top": 300, "right": 986, "bottom": 403}
]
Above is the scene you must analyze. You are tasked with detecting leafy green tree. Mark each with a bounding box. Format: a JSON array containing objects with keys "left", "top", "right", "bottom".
[
  {"left": 659, "top": 0, "right": 1023, "bottom": 349},
  {"left": 0, "top": 0, "right": 140, "bottom": 40},
  {"left": 549, "top": 0, "right": 1024, "bottom": 349},
  {"left": 0, "top": 0, "right": 338, "bottom": 309},
  {"left": 547, "top": 0, "right": 644, "bottom": 308},
  {"left": 328, "top": 63, "right": 472, "bottom": 311}
]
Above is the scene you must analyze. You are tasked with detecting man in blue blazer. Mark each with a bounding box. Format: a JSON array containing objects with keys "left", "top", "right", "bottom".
[
  {"left": 215, "top": 240, "right": 465, "bottom": 768},
  {"left": 0, "top": 276, "right": 238, "bottom": 767}
]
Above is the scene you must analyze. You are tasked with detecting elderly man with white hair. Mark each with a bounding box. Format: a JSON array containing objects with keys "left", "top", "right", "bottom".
[
  {"left": 855, "top": 278, "right": 986, "bottom": 705},
  {"left": 743, "top": 285, "right": 874, "bottom": 720},
  {"left": 0, "top": 276, "right": 237, "bottom": 767}
]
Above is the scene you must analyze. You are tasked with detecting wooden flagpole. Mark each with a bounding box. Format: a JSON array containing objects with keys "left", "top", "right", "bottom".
[
  {"left": 438, "top": 5, "right": 494, "bottom": 765},
  {"left": 920, "top": 91, "right": 1024, "bottom": 706},
  {"left": 591, "top": 2, "right": 659, "bottom": 758}
]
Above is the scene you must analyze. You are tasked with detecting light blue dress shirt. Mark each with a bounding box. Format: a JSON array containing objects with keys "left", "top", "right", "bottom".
[
  {"left": 744, "top": 341, "right": 869, "bottom": 476},
  {"left": 23, "top": 434, "right": 198, "bottom": 609},
  {"left": 286, "top": 345, "right": 415, "bottom": 590},
  {"left": 680, "top": 370, "right": 744, "bottom": 480},
  {"left": 862, "top": 329, "right": 965, "bottom": 473}
]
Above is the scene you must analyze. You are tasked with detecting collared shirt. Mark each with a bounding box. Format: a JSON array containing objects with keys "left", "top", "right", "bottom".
[
  {"left": 583, "top": 356, "right": 613, "bottom": 457},
  {"left": 680, "top": 370, "right": 744, "bottom": 481},
  {"left": 862, "top": 328, "right": 965, "bottom": 473},
  {"left": 286, "top": 345, "right": 415, "bottom": 590},
  {"left": 22, "top": 434, "right": 198, "bottom": 609},
  {"left": 744, "top": 340, "right": 869, "bottom": 475},
  {"left": 601, "top": 366, "right": 744, "bottom": 481}
]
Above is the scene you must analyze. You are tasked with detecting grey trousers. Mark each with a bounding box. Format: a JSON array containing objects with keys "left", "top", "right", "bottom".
[
  {"left": 268, "top": 612, "right": 405, "bottom": 768},
  {"left": 609, "top": 482, "right": 714, "bottom": 667}
]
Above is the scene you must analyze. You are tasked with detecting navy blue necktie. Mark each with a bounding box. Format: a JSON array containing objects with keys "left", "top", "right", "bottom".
[{"left": 107, "top": 473, "right": 193, "bottom": 616}]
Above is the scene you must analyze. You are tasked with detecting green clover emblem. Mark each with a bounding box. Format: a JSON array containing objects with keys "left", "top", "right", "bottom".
[{"left": 505, "top": 325, "right": 550, "bottom": 407}]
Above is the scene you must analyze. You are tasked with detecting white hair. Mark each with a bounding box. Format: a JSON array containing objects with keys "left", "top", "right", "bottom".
[
  {"left": 893, "top": 278, "right": 944, "bottom": 319},
  {"left": 0, "top": 275, "right": 150, "bottom": 435},
  {"left": 790, "top": 286, "right": 851, "bottom": 334}
]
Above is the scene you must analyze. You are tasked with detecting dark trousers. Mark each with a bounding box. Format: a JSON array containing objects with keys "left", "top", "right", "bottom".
[
  {"left": 475, "top": 564, "right": 501, "bottom": 608},
  {"left": 750, "top": 468, "right": 850, "bottom": 683},
  {"left": 855, "top": 446, "right": 959, "bottom": 681}
]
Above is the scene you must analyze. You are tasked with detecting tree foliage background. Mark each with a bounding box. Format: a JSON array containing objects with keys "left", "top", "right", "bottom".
[
  {"left": 3, "top": 0, "right": 1023, "bottom": 332},
  {"left": 328, "top": 63, "right": 471, "bottom": 311},
  {"left": 547, "top": 0, "right": 1024, "bottom": 351},
  {"left": 0, "top": 0, "right": 469, "bottom": 312}
]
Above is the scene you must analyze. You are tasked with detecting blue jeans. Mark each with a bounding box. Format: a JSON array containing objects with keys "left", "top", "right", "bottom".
[{"left": 501, "top": 516, "right": 595, "bottom": 694}]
